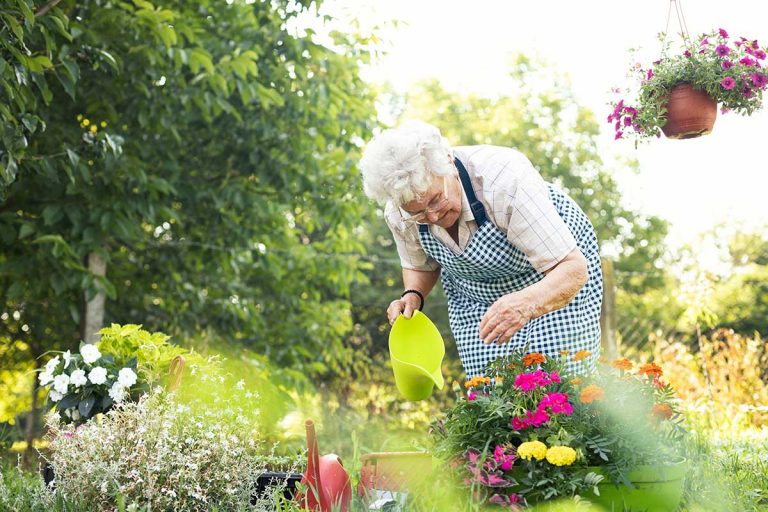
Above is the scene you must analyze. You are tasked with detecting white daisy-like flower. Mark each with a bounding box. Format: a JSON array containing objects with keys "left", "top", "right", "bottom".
[
  {"left": 53, "top": 374, "right": 70, "bottom": 394},
  {"left": 49, "top": 390, "right": 64, "bottom": 402},
  {"left": 109, "top": 382, "right": 127, "bottom": 403},
  {"left": 45, "top": 356, "right": 60, "bottom": 373},
  {"left": 62, "top": 350, "right": 73, "bottom": 369},
  {"left": 235, "top": 379, "right": 245, "bottom": 390},
  {"left": 80, "top": 343, "right": 101, "bottom": 364},
  {"left": 38, "top": 370, "right": 54, "bottom": 386},
  {"left": 88, "top": 366, "right": 108, "bottom": 385},
  {"left": 70, "top": 369, "right": 87, "bottom": 387},
  {"left": 117, "top": 368, "right": 137, "bottom": 388}
]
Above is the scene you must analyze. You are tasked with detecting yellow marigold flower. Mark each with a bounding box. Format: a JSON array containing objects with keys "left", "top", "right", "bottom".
[
  {"left": 90, "top": 125, "right": 98, "bottom": 134},
  {"left": 76, "top": 114, "right": 83, "bottom": 121},
  {"left": 638, "top": 363, "right": 663, "bottom": 378},
  {"left": 100, "top": 121, "right": 107, "bottom": 128},
  {"left": 517, "top": 441, "right": 547, "bottom": 461},
  {"left": 483, "top": 377, "right": 492, "bottom": 385},
  {"left": 579, "top": 384, "right": 605, "bottom": 403},
  {"left": 569, "top": 377, "right": 582, "bottom": 386},
  {"left": 611, "top": 358, "right": 633, "bottom": 371},
  {"left": 523, "top": 352, "right": 546, "bottom": 366},
  {"left": 573, "top": 350, "right": 592, "bottom": 362},
  {"left": 546, "top": 446, "right": 577, "bottom": 466},
  {"left": 82, "top": 118, "right": 90, "bottom": 127}
]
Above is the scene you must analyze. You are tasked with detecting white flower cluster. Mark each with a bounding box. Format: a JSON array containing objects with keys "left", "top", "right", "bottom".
[{"left": 38, "top": 343, "right": 139, "bottom": 422}]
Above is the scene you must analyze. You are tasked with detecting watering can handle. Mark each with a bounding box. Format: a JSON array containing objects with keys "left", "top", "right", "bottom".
[{"left": 168, "top": 355, "right": 185, "bottom": 392}]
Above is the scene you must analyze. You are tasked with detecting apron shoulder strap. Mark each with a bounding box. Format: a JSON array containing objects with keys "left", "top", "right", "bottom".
[{"left": 454, "top": 157, "right": 487, "bottom": 225}]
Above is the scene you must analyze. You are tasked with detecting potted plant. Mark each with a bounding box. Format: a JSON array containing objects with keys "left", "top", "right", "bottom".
[
  {"left": 609, "top": 28, "right": 768, "bottom": 143},
  {"left": 430, "top": 350, "right": 688, "bottom": 509}
]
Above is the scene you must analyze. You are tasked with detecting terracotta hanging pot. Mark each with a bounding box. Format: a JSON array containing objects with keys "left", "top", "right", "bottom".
[{"left": 661, "top": 83, "right": 718, "bottom": 139}]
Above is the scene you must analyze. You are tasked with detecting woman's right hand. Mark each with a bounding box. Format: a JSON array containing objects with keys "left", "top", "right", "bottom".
[{"left": 387, "top": 294, "right": 422, "bottom": 325}]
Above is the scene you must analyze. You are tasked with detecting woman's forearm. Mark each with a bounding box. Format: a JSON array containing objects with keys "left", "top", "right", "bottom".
[
  {"left": 523, "top": 248, "right": 589, "bottom": 319},
  {"left": 402, "top": 267, "right": 441, "bottom": 299}
]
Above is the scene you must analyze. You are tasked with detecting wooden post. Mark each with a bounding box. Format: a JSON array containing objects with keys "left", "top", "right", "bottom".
[
  {"left": 82, "top": 251, "right": 107, "bottom": 343},
  {"left": 600, "top": 258, "right": 618, "bottom": 360}
]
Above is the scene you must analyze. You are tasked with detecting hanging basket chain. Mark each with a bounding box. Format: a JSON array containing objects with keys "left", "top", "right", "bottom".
[{"left": 662, "top": 0, "right": 694, "bottom": 53}]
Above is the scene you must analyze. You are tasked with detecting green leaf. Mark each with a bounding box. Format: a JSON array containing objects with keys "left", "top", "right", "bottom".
[
  {"left": 66, "top": 148, "right": 79, "bottom": 167},
  {"left": 56, "top": 394, "right": 79, "bottom": 411},
  {"left": 19, "top": 222, "right": 34, "bottom": 239},
  {"left": 18, "top": 0, "right": 35, "bottom": 25},
  {"left": 2, "top": 14, "right": 24, "bottom": 43},
  {"left": 78, "top": 396, "right": 96, "bottom": 418},
  {"left": 95, "top": 49, "right": 119, "bottom": 72},
  {"left": 157, "top": 25, "right": 177, "bottom": 48},
  {"left": 133, "top": 0, "right": 155, "bottom": 9},
  {"left": 189, "top": 48, "right": 214, "bottom": 74},
  {"left": 101, "top": 395, "right": 113, "bottom": 411}
]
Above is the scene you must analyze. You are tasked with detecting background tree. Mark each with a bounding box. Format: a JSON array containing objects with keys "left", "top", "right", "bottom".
[{"left": 0, "top": 0, "right": 376, "bottom": 445}]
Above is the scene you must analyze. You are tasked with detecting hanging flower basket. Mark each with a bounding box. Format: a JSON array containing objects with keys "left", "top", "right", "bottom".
[
  {"left": 609, "top": 28, "right": 767, "bottom": 144},
  {"left": 661, "top": 83, "right": 717, "bottom": 139}
]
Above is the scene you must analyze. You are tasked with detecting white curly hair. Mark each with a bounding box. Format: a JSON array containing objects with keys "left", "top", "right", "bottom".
[{"left": 359, "top": 120, "right": 455, "bottom": 206}]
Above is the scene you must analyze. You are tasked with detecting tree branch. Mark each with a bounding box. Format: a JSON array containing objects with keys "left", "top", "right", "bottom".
[{"left": 35, "top": 0, "right": 62, "bottom": 18}]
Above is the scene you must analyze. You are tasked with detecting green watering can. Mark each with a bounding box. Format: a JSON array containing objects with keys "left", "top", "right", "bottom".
[{"left": 388, "top": 311, "right": 445, "bottom": 401}]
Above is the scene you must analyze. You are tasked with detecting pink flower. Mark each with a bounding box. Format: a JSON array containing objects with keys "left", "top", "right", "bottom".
[
  {"left": 511, "top": 417, "right": 527, "bottom": 430},
  {"left": 740, "top": 57, "right": 757, "bottom": 66},
  {"left": 751, "top": 73, "right": 768, "bottom": 87},
  {"left": 684, "top": 50, "right": 692, "bottom": 58},
  {"left": 701, "top": 36, "right": 709, "bottom": 46},
  {"left": 615, "top": 130, "right": 623, "bottom": 140},
  {"left": 539, "top": 392, "right": 573, "bottom": 415},
  {"left": 721, "top": 76, "right": 736, "bottom": 90},
  {"left": 715, "top": 44, "right": 730, "bottom": 57},
  {"left": 500, "top": 456, "right": 514, "bottom": 471},
  {"left": 467, "top": 391, "right": 477, "bottom": 402},
  {"left": 549, "top": 371, "right": 561, "bottom": 383},
  {"left": 752, "top": 40, "right": 760, "bottom": 49},
  {"left": 719, "top": 28, "right": 729, "bottom": 38},
  {"left": 755, "top": 50, "right": 767, "bottom": 60},
  {"left": 526, "top": 408, "right": 550, "bottom": 427},
  {"left": 494, "top": 445, "right": 505, "bottom": 463},
  {"left": 722, "top": 60, "right": 734, "bottom": 69},
  {"left": 647, "top": 69, "right": 653, "bottom": 80}
]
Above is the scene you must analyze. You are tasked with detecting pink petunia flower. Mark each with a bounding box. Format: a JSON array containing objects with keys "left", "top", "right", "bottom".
[
  {"left": 701, "top": 36, "right": 709, "bottom": 46},
  {"left": 719, "top": 28, "right": 729, "bottom": 38},
  {"left": 715, "top": 44, "right": 731, "bottom": 57},
  {"left": 740, "top": 57, "right": 757, "bottom": 66},
  {"left": 467, "top": 391, "right": 477, "bottom": 402},
  {"left": 755, "top": 50, "right": 767, "bottom": 60},
  {"left": 647, "top": 69, "right": 653, "bottom": 80},
  {"left": 615, "top": 130, "right": 623, "bottom": 140},
  {"left": 721, "top": 76, "right": 736, "bottom": 90},
  {"left": 684, "top": 50, "right": 692, "bottom": 57},
  {"left": 722, "top": 60, "right": 734, "bottom": 70}
]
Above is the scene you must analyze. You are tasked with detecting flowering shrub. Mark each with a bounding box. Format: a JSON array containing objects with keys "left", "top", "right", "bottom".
[
  {"left": 45, "top": 385, "right": 300, "bottom": 511},
  {"left": 431, "top": 350, "right": 686, "bottom": 508},
  {"left": 37, "top": 341, "right": 140, "bottom": 425},
  {"left": 609, "top": 28, "right": 768, "bottom": 142}
]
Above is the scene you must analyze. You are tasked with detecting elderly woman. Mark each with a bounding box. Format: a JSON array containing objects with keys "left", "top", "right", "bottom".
[{"left": 359, "top": 121, "right": 603, "bottom": 377}]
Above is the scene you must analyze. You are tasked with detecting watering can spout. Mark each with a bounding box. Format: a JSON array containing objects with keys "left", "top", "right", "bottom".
[{"left": 389, "top": 311, "right": 445, "bottom": 401}]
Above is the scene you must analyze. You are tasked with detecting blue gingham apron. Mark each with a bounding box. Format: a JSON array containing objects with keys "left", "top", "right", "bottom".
[{"left": 418, "top": 158, "right": 603, "bottom": 378}]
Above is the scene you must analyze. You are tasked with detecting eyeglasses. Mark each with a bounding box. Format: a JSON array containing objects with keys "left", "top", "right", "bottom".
[{"left": 401, "top": 176, "right": 450, "bottom": 225}]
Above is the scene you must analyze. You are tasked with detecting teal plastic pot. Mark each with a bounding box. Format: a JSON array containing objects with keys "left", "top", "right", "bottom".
[{"left": 586, "top": 459, "right": 688, "bottom": 511}]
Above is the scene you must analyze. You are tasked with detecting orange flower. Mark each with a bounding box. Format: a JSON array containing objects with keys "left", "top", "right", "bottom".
[
  {"left": 579, "top": 384, "right": 605, "bottom": 403},
  {"left": 569, "top": 377, "right": 582, "bottom": 386},
  {"left": 611, "top": 358, "right": 633, "bottom": 371},
  {"left": 523, "top": 353, "right": 546, "bottom": 366},
  {"left": 483, "top": 377, "right": 492, "bottom": 385},
  {"left": 637, "top": 363, "right": 663, "bottom": 378},
  {"left": 573, "top": 350, "right": 592, "bottom": 362},
  {"left": 651, "top": 403, "right": 674, "bottom": 421}
]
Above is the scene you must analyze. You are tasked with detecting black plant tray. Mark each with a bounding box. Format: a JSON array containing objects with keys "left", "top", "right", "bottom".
[{"left": 252, "top": 471, "right": 303, "bottom": 504}]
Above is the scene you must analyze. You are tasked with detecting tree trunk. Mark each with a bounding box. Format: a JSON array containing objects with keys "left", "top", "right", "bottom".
[
  {"left": 82, "top": 251, "right": 107, "bottom": 343},
  {"left": 24, "top": 355, "right": 41, "bottom": 467}
]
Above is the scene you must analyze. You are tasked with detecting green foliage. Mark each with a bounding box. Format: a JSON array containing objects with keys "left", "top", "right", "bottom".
[
  {"left": 610, "top": 29, "right": 768, "bottom": 142},
  {"left": 0, "top": 0, "right": 377, "bottom": 389}
]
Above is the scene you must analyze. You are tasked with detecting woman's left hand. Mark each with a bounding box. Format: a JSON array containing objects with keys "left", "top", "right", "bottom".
[{"left": 479, "top": 292, "right": 538, "bottom": 345}]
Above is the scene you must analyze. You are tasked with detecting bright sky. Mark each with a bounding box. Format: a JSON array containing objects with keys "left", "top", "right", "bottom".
[{"left": 321, "top": 0, "right": 768, "bottom": 248}]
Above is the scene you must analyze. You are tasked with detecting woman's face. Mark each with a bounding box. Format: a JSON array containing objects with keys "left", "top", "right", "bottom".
[{"left": 401, "top": 174, "right": 462, "bottom": 228}]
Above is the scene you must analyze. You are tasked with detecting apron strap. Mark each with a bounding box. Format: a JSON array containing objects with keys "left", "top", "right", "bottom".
[
  {"left": 418, "top": 156, "right": 488, "bottom": 234},
  {"left": 454, "top": 157, "right": 488, "bottom": 226}
]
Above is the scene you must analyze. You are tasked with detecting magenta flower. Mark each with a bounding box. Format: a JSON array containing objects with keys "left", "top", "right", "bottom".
[
  {"left": 756, "top": 50, "right": 767, "bottom": 60},
  {"left": 549, "top": 371, "right": 561, "bottom": 383},
  {"left": 719, "top": 28, "right": 729, "bottom": 38},
  {"left": 615, "top": 130, "right": 623, "bottom": 140},
  {"left": 701, "top": 36, "right": 710, "bottom": 46},
  {"left": 526, "top": 407, "right": 550, "bottom": 427},
  {"left": 722, "top": 60, "right": 734, "bottom": 69},
  {"left": 721, "top": 76, "right": 736, "bottom": 90},
  {"left": 647, "top": 68, "right": 653, "bottom": 80},
  {"left": 752, "top": 40, "right": 760, "bottom": 49},
  {"left": 715, "top": 44, "right": 730, "bottom": 57},
  {"left": 684, "top": 50, "right": 692, "bottom": 58},
  {"left": 511, "top": 417, "right": 527, "bottom": 430},
  {"left": 740, "top": 57, "right": 757, "bottom": 66},
  {"left": 467, "top": 391, "right": 477, "bottom": 402},
  {"left": 493, "top": 445, "right": 515, "bottom": 471},
  {"left": 741, "top": 85, "right": 753, "bottom": 98},
  {"left": 751, "top": 73, "right": 767, "bottom": 88},
  {"left": 539, "top": 392, "right": 573, "bottom": 415}
]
